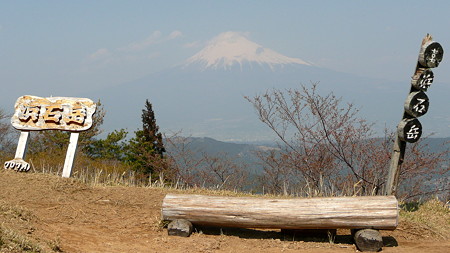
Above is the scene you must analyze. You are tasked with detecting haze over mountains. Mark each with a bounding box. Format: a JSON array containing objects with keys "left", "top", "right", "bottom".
[{"left": 91, "top": 31, "right": 449, "bottom": 141}]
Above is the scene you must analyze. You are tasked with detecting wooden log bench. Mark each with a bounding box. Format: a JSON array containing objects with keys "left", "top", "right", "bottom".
[{"left": 162, "top": 194, "right": 399, "bottom": 252}]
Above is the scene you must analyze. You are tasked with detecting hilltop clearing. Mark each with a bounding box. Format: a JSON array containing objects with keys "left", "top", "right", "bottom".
[{"left": 0, "top": 170, "right": 448, "bottom": 253}]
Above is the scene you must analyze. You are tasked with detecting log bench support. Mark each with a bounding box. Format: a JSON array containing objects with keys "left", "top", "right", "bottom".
[
  {"left": 162, "top": 194, "right": 398, "bottom": 251},
  {"left": 352, "top": 229, "right": 383, "bottom": 252},
  {"left": 167, "top": 219, "right": 193, "bottom": 237}
]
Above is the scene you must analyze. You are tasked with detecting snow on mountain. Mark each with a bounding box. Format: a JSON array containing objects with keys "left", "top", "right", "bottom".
[{"left": 184, "top": 31, "right": 312, "bottom": 71}]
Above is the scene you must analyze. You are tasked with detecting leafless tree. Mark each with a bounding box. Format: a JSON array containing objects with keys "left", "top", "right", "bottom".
[
  {"left": 246, "top": 83, "right": 448, "bottom": 198},
  {"left": 255, "top": 148, "right": 300, "bottom": 195},
  {"left": 164, "top": 134, "right": 206, "bottom": 187},
  {"left": 399, "top": 137, "right": 449, "bottom": 200},
  {"left": 164, "top": 134, "right": 250, "bottom": 191},
  {"left": 199, "top": 152, "right": 249, "bottom": 191}
]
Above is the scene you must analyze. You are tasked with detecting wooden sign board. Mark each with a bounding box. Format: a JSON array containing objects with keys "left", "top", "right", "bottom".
[
  {"left": 418, "top": 41, "right": 444, "bottom": 68},
  {"left": 397, "top": 118, "right": 422, "bottom": 143},
  {"left": 411, "top": 68, "right": 434, "bottom": 91},
  {"left": 11, "top": 95, "right": 96, "bottom": 132},
  {"left": 404, "top": 91, "right": 429, "bottom": 118},
  {"left": 5, "top": 95, "right": 96, "bottom": 178}
]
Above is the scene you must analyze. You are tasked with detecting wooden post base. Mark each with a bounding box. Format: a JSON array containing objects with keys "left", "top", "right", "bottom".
[
  {"left": 167, "top": 219, "right": 193, "bottom": 237},
  {"left": 353, "top": 229, "right": 383, "bottom": 252}
]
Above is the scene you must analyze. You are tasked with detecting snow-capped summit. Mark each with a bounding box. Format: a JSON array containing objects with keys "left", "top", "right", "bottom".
[{"left": 184, "top": 31, "right": 312, "bottom": 71}]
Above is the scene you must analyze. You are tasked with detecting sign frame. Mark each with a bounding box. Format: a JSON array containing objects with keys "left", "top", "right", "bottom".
[{"left": 4, "top": 95, "right": 97, "bottom": 178}]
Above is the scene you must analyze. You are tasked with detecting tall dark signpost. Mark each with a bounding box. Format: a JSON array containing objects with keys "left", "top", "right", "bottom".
[{"left": 384, "top": 34, "right": 444, "bottom": 196}]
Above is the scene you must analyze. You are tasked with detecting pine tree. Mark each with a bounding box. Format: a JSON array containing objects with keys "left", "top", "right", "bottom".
[
  {"left": 141, "top": 100, "right": 165, "bottom": 157},
  {"left": 126, "top": 99, "right": 166, "bottom": 176},
  {"left": 86, "top": 129, "right": 128, "bottom": 161}
]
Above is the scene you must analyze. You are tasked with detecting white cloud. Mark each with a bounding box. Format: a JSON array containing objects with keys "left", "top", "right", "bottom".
[
  {"left": 88, "top": 48, "right": 111, "bottom": 60},
  {"left": 206, "top": 118, "right": 224, "bottom": 122},
  {"left": 168, "top": 30, "right": 182, "bottom": 40},
  {"left": 119, "top": 30, "right": 183, "bottom": 52},
  {"left": 83, "top": 30, "right": 183, "bottom": 70},
  {"left": 120, "top": 30, "right": 162, "bottom": 52},
  {"left": 147, "top": 52, "right": 161, "bottom": 59},
  {"left": 183, "top": 41, "right": 202, "bottom": 48}
]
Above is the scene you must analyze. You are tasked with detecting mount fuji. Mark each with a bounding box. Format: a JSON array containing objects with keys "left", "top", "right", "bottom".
[
  {"left": 183, "top": 31, "right": 312, "bottom": 71},
  {"left": 91, "top": 32, "right": 448, "bottom": 141}
]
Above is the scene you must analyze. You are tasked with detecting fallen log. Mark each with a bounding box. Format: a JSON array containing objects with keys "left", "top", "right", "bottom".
[{"left": 162, "top": 194, "right": 398, "bottom": 230}]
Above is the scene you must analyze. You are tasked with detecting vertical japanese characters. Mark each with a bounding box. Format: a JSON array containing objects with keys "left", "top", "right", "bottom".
[
  {"left": 385, "top": 34, "right": 444, "bottom": 196},
  {"left": 398, "top": 37, "right": 443, "bottom": 143}
]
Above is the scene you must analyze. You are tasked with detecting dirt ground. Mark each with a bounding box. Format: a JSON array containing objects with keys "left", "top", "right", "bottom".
[{"left": 0, "top": 170, "right": 449, "bottom": 253}]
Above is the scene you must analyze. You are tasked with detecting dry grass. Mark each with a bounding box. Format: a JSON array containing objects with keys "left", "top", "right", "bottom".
[
  {"left": 399, "top": 198, "right": 450, "bottom": 240},
  {"left": 0, "top": 201, "right": 44, "bottom": 252},
  {"left": 0, "top": 224, "right": 44, "bottom": 253},
  {"left": 0, "top": 201, "right": 33, "bottom": 221}
]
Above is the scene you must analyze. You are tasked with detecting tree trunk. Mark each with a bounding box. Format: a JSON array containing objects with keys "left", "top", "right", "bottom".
[{"left": 162, "top": 194, "right": 398, "bottom": 230}]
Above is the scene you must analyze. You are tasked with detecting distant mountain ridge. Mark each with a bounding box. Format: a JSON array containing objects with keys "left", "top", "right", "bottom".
[{"left": 166, "top": 136, "right": 450, "bottom": 175}]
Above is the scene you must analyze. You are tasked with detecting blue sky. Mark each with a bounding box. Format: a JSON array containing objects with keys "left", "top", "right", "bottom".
[{"left": 1, "top": 1, "right": 450, "bottom": 137}]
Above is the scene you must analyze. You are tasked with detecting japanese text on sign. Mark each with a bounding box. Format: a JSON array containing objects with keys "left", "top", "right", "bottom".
[
  {"left": 406, "top": 124, "right": 421, "bottom": 140},
  {"left": 11, "top": 95, "right": 96, "bottom": 131},
  {"left": 414, "top": 69, "right": 434, "bottom": 91}
]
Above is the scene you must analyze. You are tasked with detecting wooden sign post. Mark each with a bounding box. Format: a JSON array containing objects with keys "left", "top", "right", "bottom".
[
  {"left": 3, "top": 131, "right": 31, "bottom": 172},
  {"left": 384, "top": 34, "right": 444, "bottom": 196},
  {"left": 4, "top": 95, "right": 96, "bottom": 178}
]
